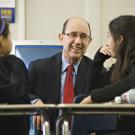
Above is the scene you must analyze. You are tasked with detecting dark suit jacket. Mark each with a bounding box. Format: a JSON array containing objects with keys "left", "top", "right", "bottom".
[{"left": 28, "top": 52, "right": 92, "bottom": 131}]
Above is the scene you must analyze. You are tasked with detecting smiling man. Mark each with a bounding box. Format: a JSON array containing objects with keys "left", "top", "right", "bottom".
[
  {"left": 28, "top": 16, "right": 92, "bottom": 134},
  {"left": 59, "top": 17, "right": 91, "bottom": 64}
]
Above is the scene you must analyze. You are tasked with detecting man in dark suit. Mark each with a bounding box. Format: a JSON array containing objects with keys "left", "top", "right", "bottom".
[{"left": 28, "top": 16, "right": 92, "bottom": 134}]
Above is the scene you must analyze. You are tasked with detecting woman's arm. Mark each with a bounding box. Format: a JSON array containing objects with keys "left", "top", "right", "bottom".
[
  {"left": 88, "top": 46, "right": 111, "bottom": 90},
  {"left": 82, "top": 65, "right": 135, "bottom": 103}
]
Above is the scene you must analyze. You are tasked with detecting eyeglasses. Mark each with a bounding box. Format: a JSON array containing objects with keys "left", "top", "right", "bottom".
[{"left": 63, "top": 32, "right": 91, "bottom": 41}]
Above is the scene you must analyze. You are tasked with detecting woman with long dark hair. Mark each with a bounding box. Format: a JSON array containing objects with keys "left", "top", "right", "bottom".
[
  {"left": 81, "top": 15, "right": 135, "bottom": 135},
  {"left": 0, "top": 18, "right": 29, "bottom": 135}
]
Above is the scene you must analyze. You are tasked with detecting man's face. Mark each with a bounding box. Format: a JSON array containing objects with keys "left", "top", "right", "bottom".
[{"left": 59, "top": 18, "right": 91, "bottom": 64}]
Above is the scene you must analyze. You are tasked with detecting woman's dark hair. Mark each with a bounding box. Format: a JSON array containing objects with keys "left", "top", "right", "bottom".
[
  {"left": 0, "top": 18, "right": 9, "bottom": 38},
  {"left": 110, "top": 15, "right": 135, "bottom": 82}
]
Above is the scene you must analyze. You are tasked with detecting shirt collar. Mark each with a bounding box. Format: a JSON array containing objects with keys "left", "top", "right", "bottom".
[{"left": 61, "top": 55, "right": 81, "bottom": 74}]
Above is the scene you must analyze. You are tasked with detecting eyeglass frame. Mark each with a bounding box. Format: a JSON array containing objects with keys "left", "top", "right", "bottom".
[{"left": 63, "top": 32, "right": 92, "bottom": 41}]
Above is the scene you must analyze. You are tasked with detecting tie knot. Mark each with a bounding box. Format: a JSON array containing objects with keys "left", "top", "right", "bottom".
[{"left": 67, "top": 65, "right": 74, "bottom": 73}]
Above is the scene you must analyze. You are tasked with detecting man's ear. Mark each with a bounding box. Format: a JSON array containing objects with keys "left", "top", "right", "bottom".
[
  {"left": 59, "top": 33, "right": 63, "bottom": 41},
  {"left": 59, "top": 33, "right": 65, "bottom": 45},
  {"left": 88, "top": 37, "right": 92, "bottom": 44}
]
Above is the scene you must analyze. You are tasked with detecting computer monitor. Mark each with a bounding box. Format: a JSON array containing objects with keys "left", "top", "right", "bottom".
[{"left": 12, "top": 40, "right": 63, "bottom": 67}]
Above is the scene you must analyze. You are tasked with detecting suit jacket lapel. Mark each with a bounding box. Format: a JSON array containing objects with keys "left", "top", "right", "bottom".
[
  {"left": 53, "top": 53, "right": 62, "bottom": 103},
  {"left": 74, "top": 56, "right": 89, "bottom": 95}
]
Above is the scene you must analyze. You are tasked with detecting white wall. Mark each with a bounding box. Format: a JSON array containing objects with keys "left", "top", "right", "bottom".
[
  {"left": 102, "top": 0, "right": 135, "bottom": 45},
  {"left": 10, "top": 0, "right": 25, "bottom": 39},
  {"left": 11, "top": 0, "right": 135, "bottom": 59},
  {"left": 25, "top": 0, "right": 103, "bottom": 58}
]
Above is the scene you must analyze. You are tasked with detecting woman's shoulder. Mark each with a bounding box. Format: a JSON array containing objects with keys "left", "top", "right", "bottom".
[
  {"left": 9, "top": 54, "right": 23, "bottom": 63},
  {"left": 9, "top": 55, "right": 27, "bottom": 68}
]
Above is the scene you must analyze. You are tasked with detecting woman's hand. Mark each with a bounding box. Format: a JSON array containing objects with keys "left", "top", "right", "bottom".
[
  {"left": 100, "top": 45, "right": 111, "bottom": 56},
  {"left": 80, "top": 96, "right": 93, "bottom": 104}
]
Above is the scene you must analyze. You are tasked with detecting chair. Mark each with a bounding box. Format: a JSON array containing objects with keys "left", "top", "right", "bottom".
[{"left": 71, "top": 94, "right": 117, "bottom": 135}]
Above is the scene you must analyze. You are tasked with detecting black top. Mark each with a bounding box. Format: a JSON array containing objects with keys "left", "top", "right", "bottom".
[
  {"left": 87, "top": 50, "right": 135, "bottom": 131},
  {"left": 88, "top": 50, "right": 135, "bottom": 102},
  {"left": 0, "top": 55, "right": 29, "bottom": 135}
]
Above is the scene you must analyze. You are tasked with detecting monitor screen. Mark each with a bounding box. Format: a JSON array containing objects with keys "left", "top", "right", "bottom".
[{"left": 13, "top": 40, "right": 63, "bottom": 67}]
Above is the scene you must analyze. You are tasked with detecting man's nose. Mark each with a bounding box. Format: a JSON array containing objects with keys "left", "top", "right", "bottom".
[{"left": 74, "top": 36, "right": 82, "bottom": 44}]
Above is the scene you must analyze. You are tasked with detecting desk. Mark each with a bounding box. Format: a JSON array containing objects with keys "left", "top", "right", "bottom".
[
  {"left": 56, "top": 103, "right": 135, "bottom": 135},
  {"left": 0, "top": 104, "right": 56, "bottom": 135}
]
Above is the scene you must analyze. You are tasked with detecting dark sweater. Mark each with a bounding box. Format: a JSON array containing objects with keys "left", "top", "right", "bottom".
[
  {"left": 88, "top": 50, "right": 135, "bottom": 131},
  {"left": 0, "top": 55, "right": 29, "bottom": 135},
  {"left": 88, "top": 50, "right": 135, "bottom": 102}
]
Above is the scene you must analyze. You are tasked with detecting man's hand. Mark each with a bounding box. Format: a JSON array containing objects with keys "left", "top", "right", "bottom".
[{"left": 33, "top": 100, "right": 44, "bottom": 130}]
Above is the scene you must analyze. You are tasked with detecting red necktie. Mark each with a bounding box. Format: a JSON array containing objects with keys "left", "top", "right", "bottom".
[{"left": 63, "top": 65, "right": 75, "bottom": 103}]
